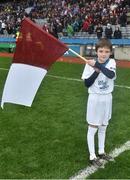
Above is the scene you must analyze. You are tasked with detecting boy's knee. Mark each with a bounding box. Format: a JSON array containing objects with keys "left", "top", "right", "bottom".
[
  {"left": 88, "top": 124, "right": 98, "bottom": 128},
  {"left": 98, "top": 125, "right": 107, "bottom": 133}
]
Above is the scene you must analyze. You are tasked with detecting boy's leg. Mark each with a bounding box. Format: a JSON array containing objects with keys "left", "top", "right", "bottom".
[
  {"left": 98, "top": 125, "right": 107, "bottom": 155},
  {"left": 98, "top": 125, "right": 113, "bottom": 161},
  {"left": 87, "top": 125, "right": 98, "bottom": 160}
]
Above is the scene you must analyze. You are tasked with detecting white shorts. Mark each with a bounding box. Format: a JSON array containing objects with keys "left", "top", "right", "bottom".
[{"left": 87, "top": 93, "right": 112, "bottom": 126}]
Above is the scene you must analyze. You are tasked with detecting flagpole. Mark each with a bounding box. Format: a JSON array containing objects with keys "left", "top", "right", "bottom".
[{"left": 69, "top": 48, "right": 88, "bottom": 63}]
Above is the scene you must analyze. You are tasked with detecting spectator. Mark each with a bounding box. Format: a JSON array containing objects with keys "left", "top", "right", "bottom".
[
  {"left": 119, "top": 12, "right": 127, "bottom": 26},
  {"left": 42, "top": 23, "right": 49, "bottom": 33},
  {"left": 66, "top": 23, "right": 74, "bottom": 37},
  {"left": 49, "top": 23, "right": 59, "bottom": 39},
  {"left": 88, "top": 23, "right": 94, "bottom": 34},
  {"left": 6, "top": 24, "right": 13, "bottom": 34},
  {"left": 113, "top": 26, "right": 122, "bottom": 38},
  {"left": 1, "top": 21, "right": 6, "bottom": 34},
  {"left": 82, "top": 17, "right": 90, "bottom": 32},
  {"left": 95, "top": 23, "right": 103, "bottom": 39},
  {"left": 105, "top": 23, "right": 113, "bottom": 39}
]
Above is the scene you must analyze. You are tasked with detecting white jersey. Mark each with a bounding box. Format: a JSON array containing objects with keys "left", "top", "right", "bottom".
[{"left": 81, "top": 58, "right": 116, "bottom": 94}]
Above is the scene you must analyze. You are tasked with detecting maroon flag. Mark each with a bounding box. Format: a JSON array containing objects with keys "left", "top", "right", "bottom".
[
  {"left": 13, "top": 17, "right": 68, "bottom": 69},
  {"left": 1, "top": 18, "right": 68, "bottom": 108}
]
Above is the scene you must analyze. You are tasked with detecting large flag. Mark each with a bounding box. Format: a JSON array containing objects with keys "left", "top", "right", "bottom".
[{"left": 1, "top": 18, "right": 68, "bottom": 108}]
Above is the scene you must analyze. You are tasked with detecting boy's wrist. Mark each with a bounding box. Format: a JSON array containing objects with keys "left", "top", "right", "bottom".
[{"left": 95, "top": 61, "right": 102, "bottom": 69}]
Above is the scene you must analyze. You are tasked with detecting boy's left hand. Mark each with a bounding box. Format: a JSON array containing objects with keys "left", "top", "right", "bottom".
[{"left": 94, "top": 67, "right": 100, "bottom": 73}]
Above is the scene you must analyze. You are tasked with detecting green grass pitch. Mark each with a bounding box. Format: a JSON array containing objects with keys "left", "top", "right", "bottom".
[{"left": 0, "top": 57, "right": 130, "bottom": 178}]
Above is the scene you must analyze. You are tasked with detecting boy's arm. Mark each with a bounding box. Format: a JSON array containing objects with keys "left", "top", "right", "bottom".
[
  {"left": 84, "top": 70, "right": 99, "bottom": 88},
  {"left": 95, "top": 61, "right": 115, "bottom": 79}
]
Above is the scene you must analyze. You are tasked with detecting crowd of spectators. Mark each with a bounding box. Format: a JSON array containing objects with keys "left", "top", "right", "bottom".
[{"left": 0, "top": 0, "right": 130, "bottom": 38}]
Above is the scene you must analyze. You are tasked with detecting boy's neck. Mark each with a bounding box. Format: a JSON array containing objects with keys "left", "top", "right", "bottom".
[{"left": 97, "top": 58, "right": 109, "bottom": 64}]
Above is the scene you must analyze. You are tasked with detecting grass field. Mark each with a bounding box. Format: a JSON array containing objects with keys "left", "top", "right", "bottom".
[{"left": 0, "top": 57, "right": 130, "bottom": 179}]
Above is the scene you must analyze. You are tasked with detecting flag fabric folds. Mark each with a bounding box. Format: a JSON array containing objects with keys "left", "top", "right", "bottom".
[{"left": 1, "top": 18, "right": 68, "bottom": 108}]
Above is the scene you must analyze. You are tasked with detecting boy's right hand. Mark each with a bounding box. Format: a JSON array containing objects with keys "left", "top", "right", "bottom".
[
  {"left": 87, "top": 59, "right": 96, "bottom": 67},
  {"left": 87, "top": 59, "right": 100, "bottom": 73}
]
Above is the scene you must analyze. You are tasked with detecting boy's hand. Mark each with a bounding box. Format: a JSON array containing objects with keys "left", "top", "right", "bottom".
[
  {"left": 87, "top": 59, "right": 100, "bottom": 73},
  {"left": 94, "top": 67, "right": 100, "bottom": 73},
  {"left": 87, "top": 59, "right": 96, "bottom": 67}
]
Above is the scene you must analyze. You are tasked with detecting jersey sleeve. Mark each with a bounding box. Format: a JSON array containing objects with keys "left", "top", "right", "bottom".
[
  {"left": 108, "top": 59, "right": 116, "bottom": 80},
  {"left": 81, "top": 64, "right": 94, "bottom": 80},
  {"left": 108, "top": 59, "right": 116, "bottom": 72}
]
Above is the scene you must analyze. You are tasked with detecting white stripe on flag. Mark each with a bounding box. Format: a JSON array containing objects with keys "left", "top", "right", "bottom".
[{"left": 1, "top": 63, "right": 47, "bottom": 108}]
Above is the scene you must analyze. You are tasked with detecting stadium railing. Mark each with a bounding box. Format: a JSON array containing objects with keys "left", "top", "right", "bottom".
[
  {"left": 60, "top": 37, "right": 130, "bottom": 60},
  {"left": 0, "top": 35, "right": 130, "bottom": 60}
]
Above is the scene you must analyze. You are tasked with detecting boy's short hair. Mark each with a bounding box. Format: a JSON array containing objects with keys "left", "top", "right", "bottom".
[{"left": 95, "top": 38, "right": 112, "bottom": 52}]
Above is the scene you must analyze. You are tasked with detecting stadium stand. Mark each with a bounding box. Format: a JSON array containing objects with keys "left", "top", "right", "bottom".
[
  {"left": 0, "top": 0, "right": 130, "bottom": 56},
  {"left": 0, "top": 0, "right": 130, "bottom": 37}
]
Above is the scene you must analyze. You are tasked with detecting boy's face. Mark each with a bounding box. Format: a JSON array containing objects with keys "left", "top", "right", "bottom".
[{"left": 96, "top": 47, "right": 111, "bottom": 63}]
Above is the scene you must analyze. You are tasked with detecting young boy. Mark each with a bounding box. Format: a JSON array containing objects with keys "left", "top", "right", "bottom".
[{"left": 81, "top": 38, "right": 116, "bottom": 166}]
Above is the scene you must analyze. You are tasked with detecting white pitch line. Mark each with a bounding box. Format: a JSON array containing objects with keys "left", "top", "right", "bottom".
[
  {"left": 47, "top": 74, "right": 82, "bottom": 82},
  {"left": 0, "top": 68, "right": 130, "bottom": 89},
  {"left": 47, "top": 74, "right": 130, "bottom": 90},
  {"left": 115, "top": 84, "right": 130, "bottom": 89},
  {"left": 70, "top": 141, "right": 130, "bottom": 179},
  {"left": 0, "top": 67, "right": 8, "bottom": 71}
]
